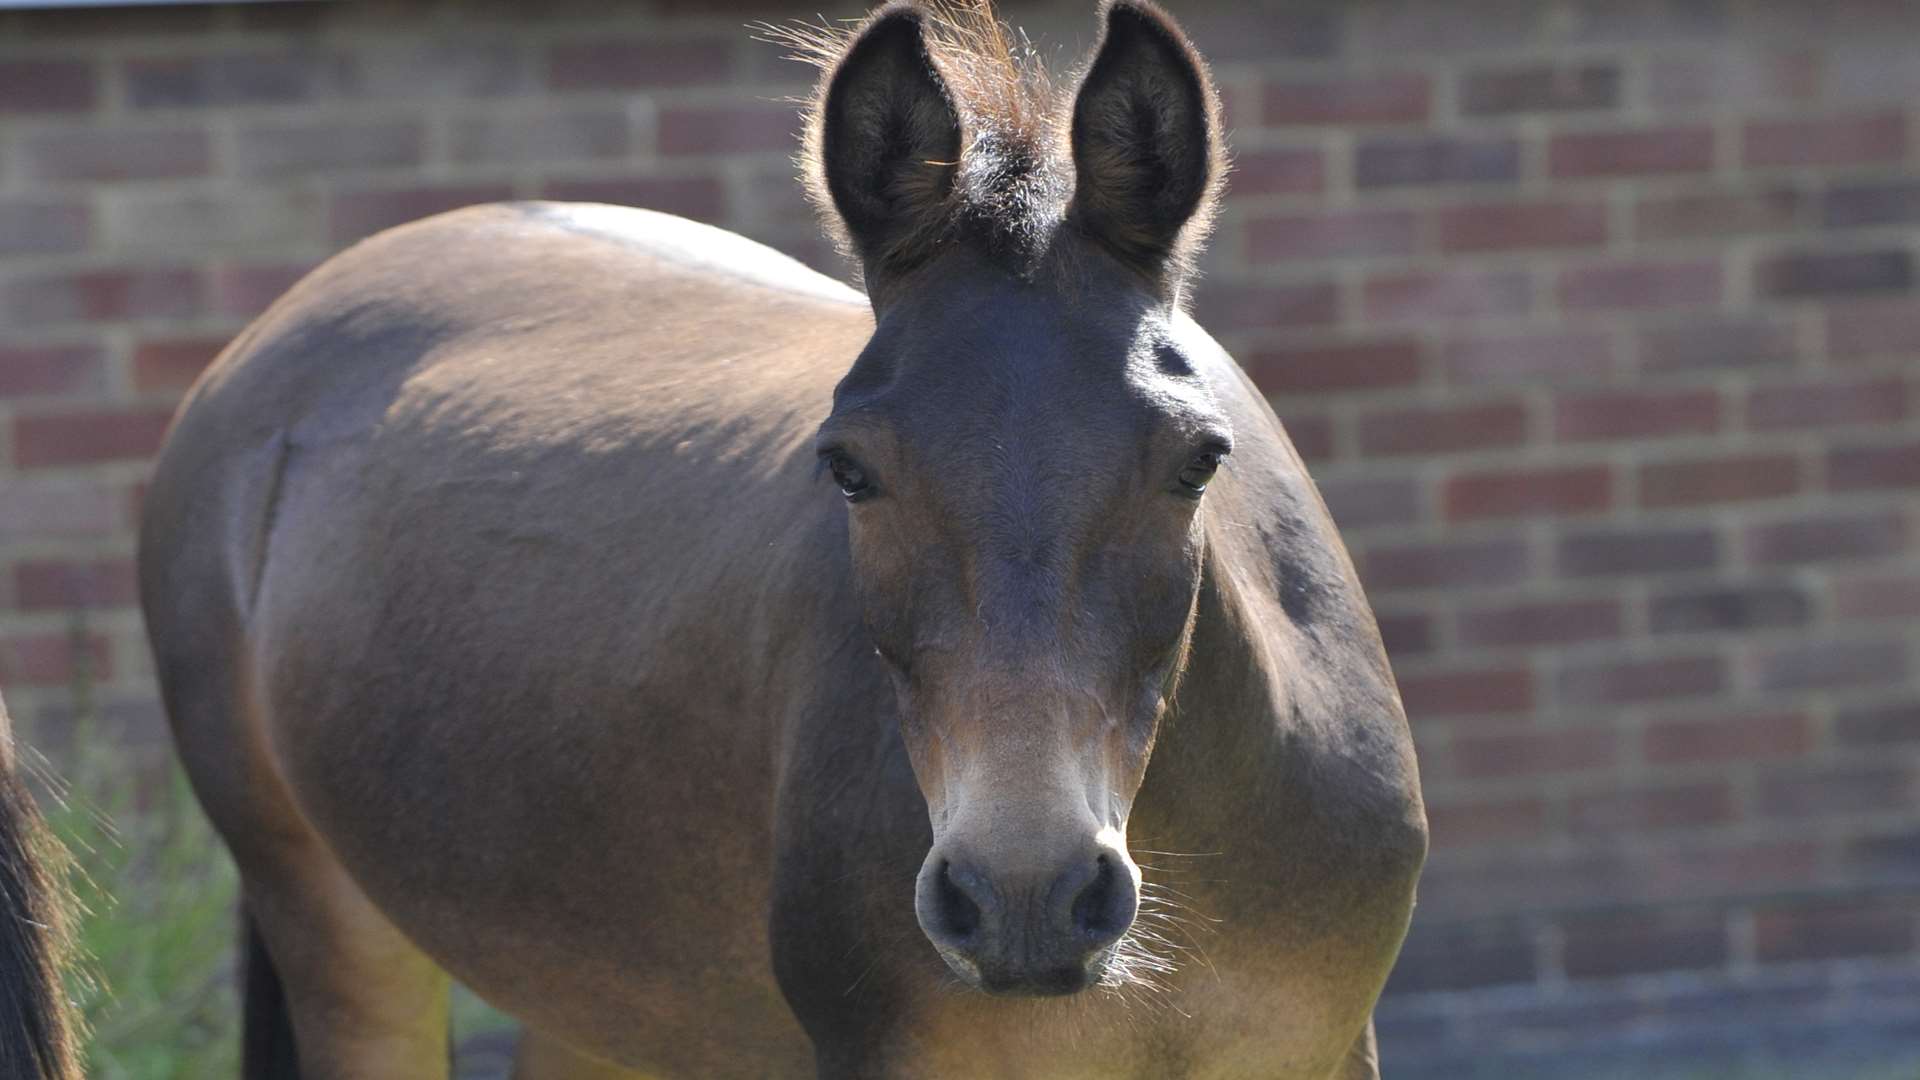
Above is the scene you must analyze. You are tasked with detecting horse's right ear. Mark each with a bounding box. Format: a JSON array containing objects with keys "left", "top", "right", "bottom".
[{"left": 814, "top": 5, "right": 962, "bottom": 281}]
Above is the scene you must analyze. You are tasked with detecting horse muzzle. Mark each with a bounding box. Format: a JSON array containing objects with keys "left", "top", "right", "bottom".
[{"left": 913, "top": 839, "right": 1139, "bottom": 996}]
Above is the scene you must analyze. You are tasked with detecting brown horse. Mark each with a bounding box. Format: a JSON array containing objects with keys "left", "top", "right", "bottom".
[
  {"left": 0, "top": 693, "right": 81, "bottom": 1080},
  {"left": 139, "top": 2, "right": 1425, "bottom": 1077}
]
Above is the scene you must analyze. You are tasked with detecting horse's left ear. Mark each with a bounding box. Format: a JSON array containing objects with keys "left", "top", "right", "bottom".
[{"left": 1068, "top": 1, "right": 1223, "bottom": 292}]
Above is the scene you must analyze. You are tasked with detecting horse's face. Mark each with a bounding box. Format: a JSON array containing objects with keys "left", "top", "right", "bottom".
[{"left": 807, "top": 2, "right": 1226, "bottom": 995}]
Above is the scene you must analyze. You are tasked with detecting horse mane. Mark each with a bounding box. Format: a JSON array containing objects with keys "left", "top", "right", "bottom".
[{"left": 762, "top": 1, "right": 1078, "bottom": 278}]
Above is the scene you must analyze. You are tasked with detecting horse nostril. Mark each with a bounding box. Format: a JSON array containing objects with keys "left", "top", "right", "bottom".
[
  {"left": 935, "top": 860, "right": 983, "bottom": 943},
  {"left": 1069, "top": 854, "right": 1135, "bottom": 948}
]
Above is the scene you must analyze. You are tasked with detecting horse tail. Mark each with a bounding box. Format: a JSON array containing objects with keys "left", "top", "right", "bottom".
[
  {"left": 0, "top": 706, "right": 82, "bottom": 1080},
  {"left": 242, "top": 910, "right": 301, "bottom": 1078}
]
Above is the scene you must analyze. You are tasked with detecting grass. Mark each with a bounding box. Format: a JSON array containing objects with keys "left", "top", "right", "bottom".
[{"left": 29, "top": 732, "right": 239, "bottom": 1080}]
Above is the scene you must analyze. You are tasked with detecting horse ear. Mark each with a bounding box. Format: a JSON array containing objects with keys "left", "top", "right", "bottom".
[
  {"left": 815, "top": 5, "right": 962, "bottom": 279},
  {"left": 1069, "top": 1, "right": 1223, "bottom": 289}
]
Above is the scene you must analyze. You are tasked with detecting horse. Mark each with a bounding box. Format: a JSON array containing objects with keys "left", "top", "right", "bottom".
[
  {"left": 0, "top": 693, "right": 82, "bottom": 1080},
  {"left": 138, "top": 2, "right": 1426, "bottom": 1076}
]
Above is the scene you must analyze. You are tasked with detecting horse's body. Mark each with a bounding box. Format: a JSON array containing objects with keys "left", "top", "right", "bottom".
[{"left": 141, "top": 5, "right": 1424, "bottom": 1078}]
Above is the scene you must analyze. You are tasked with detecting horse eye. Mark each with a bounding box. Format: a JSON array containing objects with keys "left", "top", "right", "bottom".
[
  {"left": 827, "top": 452, "right": 872, "bottom": 501},
  {"left": 1178, "top": 451, "right": 1222, "bottom": 495}
]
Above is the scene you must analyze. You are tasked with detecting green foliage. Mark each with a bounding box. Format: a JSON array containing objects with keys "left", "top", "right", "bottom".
[{"left": 34, "top": 735, "right": 240, "bottom": 1080}]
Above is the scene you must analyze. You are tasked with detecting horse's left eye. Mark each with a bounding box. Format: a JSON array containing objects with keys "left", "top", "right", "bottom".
[
  {"left": 1178, "top": 451, "right": 1222, "bottom": 495},
  {"left": 827, "top": 452, "right": 873, "bottom": 501}
]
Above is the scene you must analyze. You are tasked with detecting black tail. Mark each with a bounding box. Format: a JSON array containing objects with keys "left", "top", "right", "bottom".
[
  {"left": 0, "top": 707, "right": 80, "bottom": 1080},
  {"left": 242, "top": 911, "right": 301, "bottom": 1078}
]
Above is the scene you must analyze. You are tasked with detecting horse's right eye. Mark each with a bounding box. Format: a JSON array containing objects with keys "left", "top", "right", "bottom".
[{"left": 827, "top": 452, "right": 873, "bottom": 501}]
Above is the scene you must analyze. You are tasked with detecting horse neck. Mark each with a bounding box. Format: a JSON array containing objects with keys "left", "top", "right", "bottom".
[{"left": 1130, "top": 547, "right": 1304, "bottom": 858}]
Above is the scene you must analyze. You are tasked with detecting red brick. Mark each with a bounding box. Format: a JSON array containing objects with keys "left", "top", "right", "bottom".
[
  {"left": 1190, "top": 281, "right": 1339, "bottom": 334},
  {"left": 1744, "top": 111, "right": 1907, "bottom": 168},
  {"left": 1635, "top": 841, "right": 1823, "bottom": 903},
  {"left": 1754, "top": 901, "right": 1916, "bottom": 964},
  {"left": 1453, "top": 727, "right": 1616, "bottom": 779},
  {"left": 0, "top": 482, "right": 123, "bottom": 539},
  {"left": 1457, "top": 598, "right": 1622, "bottom": 649},
  {"left": 1397, "top": 664, "right": 1534, "bottom": 719},
  {"left": 1263, "top": 72, "right": 1431, "bottom": 126},
  {"left": 3, "top": 268, "right": 203, "bottom": 328},
  {"left": 1555, "top": 388, "right": 1719, "bottom": 442},
  {"left": 1648, "top": 51, "right": 1817, "bottom": 107},
  {"left": 1749, "top": 511, "right": 1907, "bottom": 566},
  {"left": 1460, "top": 63, "right": 1619, "bottom": 115},
  {"left": 1363, "top": 269, "right": 1531, "bottom": 322},
  {"left": 540, "top": 175, "right": 727, "bottom": 222},
  {"left": 22, "top": 127, "right": 210, "bottom": 182},
  {"left": 1636, "top": 186, "right": 1806, "bottom": 243},
  {"left": 1317, "top": 475, "right": 1422, "bottom": 530},
  {"left": 1247, "top": 339, "right": 1423, "bottom": 396},
  {"left": 1442, "top": 330, "right": 1615, "bottom": 386},
  {"left": 547, "top": 37, "right": 734, "bottom": 90},
  {"left": 1436, "top": 201, "right": 1608, "bottom": 253},
  {"left": 0, "top": 632, "right": 112, "bottom": 687},
  {"left": 1444, "top": 465, "right": 1613, "bottom": 521},
  {"left": 1558, "top": 655, "right": 1725, "bottom": 707},
  {"left": 1561, "top": 908, "right": 1728, "bottom": 978},
  {"left": 1755, "top": 637, "right": 1907, "bottom": 692},
  {"left": 1224, "top": 147, "right": 1327, "bottom": 198},
  {"left": 1639, "top": 453, "right": 1800, "bottom": 508},
  {"left": 14, "top": 558, "right": 137, "bottom": 611},
  {"left": 1567, "top": 782, "right": 1736, "bottom": 834},
  {"left": 1828, "top": 440, "right": 1920, "bottom": 491},
  {"left": 657, "top": 104, "right": 797, "bottom": 156},
  {"left": 1650, "top": 583, "right": 1811, "bottom": 634},
  {"left": 1644, "top": 710, "right": 1811, "bottom": 765},
  {"left": 208, "top": 262, "right": 312, "bottom": 319},
  {"left": 1386, "top": 917, "right": 1538, "bottom": 993},
  {"left": 0, "top": 199, "right": 90, "bottom": 256},
  {"left": 1281, "top": 413, "right": 1333, "bottom": 462},
  {"left": 328, "top": 185, "right": 515, "bottom": 243},
  {"left": 1158, "top": 7, "right": 1340, "bottom": 61},
  {"left": 1363, "top": 537, "right": 1533, "bottom": 592},
  {"left": 1748, "top": 377, "right": 1907, "bottom": 430},
  {"left": 132, "top": 337, "right": 228, "bottom": 394},
  {"left": 1824, "top": 180, "right": 1920, "bottom": 229},
  {"left": 1558, "top": 526, "right": 1719, "bottom": 577},
  {"left": 0, "top": 57, "right": 96, "bottom": 113},
  {"left": 1549, "top": 127, "right": 1714, "bottom": 178},
  {"left": 1354, "top": 135, "right": 1520, "bottom": 187},
  {"left": 1832, "top": 574, "right": 1920, "bottom": 620},
  {"left": 1836, "top": 701, "right": 1920, "bottom": 746},
  {"left": 234, "top": 120, "right": 425, "bottom": 177},
  {"left": 1350, "top": 2, "right": 1544, "bottom": 54},
  {"left": 124, "top": 51, "right": 332, "bottom": 108},
  {"left": 1559, "top": 260, "right": 1721, "bottom": 311},
  {"left": 0, "top": 344, "right": 106, "bottom": 398},
  {"left": 1247, "top": 209, "right": 1419, "bottom": 262},
  {"left": 14, "top": 408, "right": 175, "bottom": 468},
  {"left": 1375, "top": 610, "right": 1435, "bottom": 656},
  {"left": 1425, "top": 794, "right": 1548, "bottom": 846},
  {"left": 1756, "top": 249, "right": 1912, "bottom": 298},
  {"left": 1828, "top": 299, "right": 1920, "bottom": 359},
  {"left": 1757, "top": 763, "right": 1914, "bottom": 819},
  {"left": 1639, "top": 318, "right": 1798, "bottom": 375},
  {"left": 1356, "top": 400, "right": 1527, "bottom": 457}
]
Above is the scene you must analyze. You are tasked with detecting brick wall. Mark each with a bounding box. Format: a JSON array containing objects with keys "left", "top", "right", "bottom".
[{"left": 2, "top": 1, "right": 1917, "bottom": 1073}]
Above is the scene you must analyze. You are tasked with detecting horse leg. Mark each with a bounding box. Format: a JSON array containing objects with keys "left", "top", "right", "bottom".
[
  {"left": 511, "top": 1029, "right": 653, "bottom": 1079},
  {"left": 241, "top": 850, "right": 450, "bottom": 1079}
]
